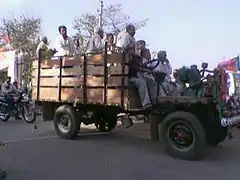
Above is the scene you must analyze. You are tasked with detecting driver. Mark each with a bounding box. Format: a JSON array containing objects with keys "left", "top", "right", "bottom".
[
  {"left": 148, "top": 50, "right": 173, "bottom": 95},
  {"left": 1, "top": 77, "right": 22, "bottom": 111}
]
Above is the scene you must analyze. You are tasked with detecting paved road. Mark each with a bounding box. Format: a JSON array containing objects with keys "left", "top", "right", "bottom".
[{"left": 0, "top": 119, "right": 240, "bottom": 180}]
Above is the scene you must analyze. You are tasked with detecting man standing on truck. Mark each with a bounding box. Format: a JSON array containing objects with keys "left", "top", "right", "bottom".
[
  {"left": 86, "top": 27, "right": 105, "bottom": 53},
  {"left": 55, "top": 25, "right": 75, "bottom": 56}
]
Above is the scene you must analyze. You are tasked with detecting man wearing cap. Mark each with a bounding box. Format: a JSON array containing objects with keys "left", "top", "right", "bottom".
[
  {"left": 55, "top": 25, "right": 75, "bottom": 56},
  {"left": 86, "top": 27, "right": 105, "bottom": 53}
]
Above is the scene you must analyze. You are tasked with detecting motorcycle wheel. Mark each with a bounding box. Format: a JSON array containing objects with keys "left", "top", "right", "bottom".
[
  {"left": 0, "top": 114, "right": 10, "bottom": 122},
  {"left": 21, "top": 105, "right": 35, "bottom": 124}
]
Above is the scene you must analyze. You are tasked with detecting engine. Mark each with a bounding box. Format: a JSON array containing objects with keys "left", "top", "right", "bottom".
[{"left": 0, "top": 100, "right": 8, "bottom": 114}]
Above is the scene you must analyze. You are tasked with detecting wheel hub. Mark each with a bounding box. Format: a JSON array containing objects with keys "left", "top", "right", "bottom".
[
  {"left": 58, "top": 115, "right": 71, "bottom": 133},
  {"left": 168, "top": 121, "right": 195, "bottom": 150}
]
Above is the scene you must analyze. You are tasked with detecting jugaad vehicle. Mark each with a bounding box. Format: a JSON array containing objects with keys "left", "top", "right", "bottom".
[{"left": 31, "top": 45, "right": 240, "bottom": 160}]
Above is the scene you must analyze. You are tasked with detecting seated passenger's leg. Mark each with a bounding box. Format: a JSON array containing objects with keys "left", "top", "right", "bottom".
[{"left": 130, "top": 77, "right": 151, "bottom": 107}]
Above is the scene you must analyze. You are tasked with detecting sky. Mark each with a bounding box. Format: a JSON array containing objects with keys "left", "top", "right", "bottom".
[{"left": 1, "top": 0, "right": 240, "bottom": 69}]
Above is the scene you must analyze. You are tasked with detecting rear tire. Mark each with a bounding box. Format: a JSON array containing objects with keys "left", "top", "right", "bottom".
[
  {"left": 160, "top": 111, "right": 206, "bottom": 160},
  {"left": 54, "top": 105, "right": 80, "bottom": 139}
]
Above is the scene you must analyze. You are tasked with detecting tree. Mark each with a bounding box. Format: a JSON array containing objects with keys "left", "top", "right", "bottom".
[
  {"left": 0, "top": 15, "right": 42, "bottom": 85},
  {"left": 0, "top": 15, "right": 42, "bottom": 57},
  {"left": 72, "top": 4, "right": 149, "bottom": 50}
]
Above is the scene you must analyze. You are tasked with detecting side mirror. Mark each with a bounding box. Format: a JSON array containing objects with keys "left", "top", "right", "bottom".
[{"left": 201, "top": 62, "right": 208, "bottom": 69}]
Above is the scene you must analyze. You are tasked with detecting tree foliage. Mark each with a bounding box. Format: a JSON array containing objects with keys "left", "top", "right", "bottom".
[
  {"left": 0, "top": 15, "right": 42, "bottom": 57},
  {"left": 0, "top": 15, "right": 42, "bottom": 85},
  {"left": 72, "top": 4, "right": 149, "bottom": 49}
]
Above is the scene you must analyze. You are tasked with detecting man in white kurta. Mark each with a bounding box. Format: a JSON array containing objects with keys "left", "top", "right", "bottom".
[{"left": 55, "top": 25, "right": 75, "bottom": 56}]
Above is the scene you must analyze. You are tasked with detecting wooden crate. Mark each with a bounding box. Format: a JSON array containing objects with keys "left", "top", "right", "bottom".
[{"left": 32, "top": 53, "right": 130, "bottom": 105}]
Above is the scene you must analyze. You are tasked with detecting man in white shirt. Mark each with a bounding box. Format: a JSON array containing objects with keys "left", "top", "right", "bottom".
[
  {"left": 36, "top": 36, "right": 48, "bottom": 58},
  {"left": 116, "top": 24, "right": 136, "bottom": 51},
  {"left": 55, "top": 25, "right": 75, "bottom": 56},
  {"left": 86, "top": 27, "right": 105, "bottom": 53},
  {"left": 150, "top": 50, "right": 179, "bottom": 96}
]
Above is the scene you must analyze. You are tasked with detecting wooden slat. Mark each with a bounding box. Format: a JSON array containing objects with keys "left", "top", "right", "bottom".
[
  {"left": 33, "top": 68, "right": 59, "bottom": 77},
  {"left": 62, "top": 67, "right": 83, "bottom": 76},
  {"left": 32, "top": 76, "right": 128, "bottom": 87},
  {"left": 32, "top": 57, "right": 85, "bottom": 68},
  {"left": 62, "top": 77, "right": 83, "bottom": 86},
  {"left": 86, "top": 65, "right": 104, "bottom": 75},
  {"left": 32, "top": 87, "right": 58, "bottom": 100},
  {"left": 107, "top": 89, "right": 128, "bottom": 105},
  {"left": 32, "top": 77, "right": 58, "bottom": 86},
  {"left": 87, "top": 53, "right": 129, "bottom": 64},
  {"left": 108, "top": 65, "right": 128, "bottom": 75},
  {"left": 87, "top": 89, "right": 103, "bottom": 103},
  {"left": 61, "top": 88, "right": 83, "bottom": 101}
]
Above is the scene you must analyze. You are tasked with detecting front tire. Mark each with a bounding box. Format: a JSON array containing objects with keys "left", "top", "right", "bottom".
[
  {"left": 21, "top": 105, "right": 36, "bottom": 124},
  {"left": 54, "top": 105, "right": 80, "bottom": 139},
  {"left": 160, "top": 111, "right": 206, "bottom": 160}
]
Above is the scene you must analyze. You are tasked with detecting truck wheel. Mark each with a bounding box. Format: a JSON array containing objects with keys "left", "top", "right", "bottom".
[
  {"left": 95, "top": 113, "right": 118, "bottom": 132},
  {"left": 54, "top": 105, "right": 80, "bottom": 139},
  {"left": 160, "top": 111, "right": 206, "bottom": 160},
  {"left": 207, "top": 126, "right": 227, "bottom": 146}
]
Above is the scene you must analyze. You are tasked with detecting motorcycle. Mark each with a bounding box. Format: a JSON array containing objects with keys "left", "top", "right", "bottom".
[{"left": 0, "top": 91, "right": 36, "bottom": 123}]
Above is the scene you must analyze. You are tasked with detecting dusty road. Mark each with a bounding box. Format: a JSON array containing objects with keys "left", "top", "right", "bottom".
[{"left": 0, "top": 119, "right": 240, "bottom": 180}]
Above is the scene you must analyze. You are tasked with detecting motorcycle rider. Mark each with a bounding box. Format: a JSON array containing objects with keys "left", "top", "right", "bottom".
[{"left": 1, "top": 77, "right": 22, "bottom": 112}]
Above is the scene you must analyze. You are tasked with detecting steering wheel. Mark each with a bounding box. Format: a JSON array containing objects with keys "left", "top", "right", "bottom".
[{"left": 140, "top": 59, "right": 161, "bottom": 72}]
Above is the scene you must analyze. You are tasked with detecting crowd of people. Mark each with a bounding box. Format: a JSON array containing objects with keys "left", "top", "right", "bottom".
[{"left": 36, "top": 24, "right": 181, "bottom": 109}]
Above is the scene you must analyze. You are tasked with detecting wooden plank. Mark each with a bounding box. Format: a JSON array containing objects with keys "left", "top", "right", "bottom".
[
  {"left": 108, "top": 65, "right": 129, "bottom": 75},
  {"left": 62, "top": 77, "right": 83, "bottom": 86},
  {"left": 32, "top": 56, "right": 85, "bottom": 69},
  {"left": 33, "top": 68, "right": 59, "bottom": 77},
  {"left": 107, "top": 89, "right": 128, "bottom": 105},
  {"left": 86, "top": 65, "right": 104, "bottom": 75},
  {"left": 107, "top": 76, "right": 128, "bottom": 86},
  {"left": 32, "top": 77, "right": 58, "bottom": 86},
  {"left": 32, "top": 75, "right": 128, "bottom": 87},
  {"left": 62, "top": 67, "right": 83, "bottom": 76},
  {"left": 32, "top": 87, "right": 59, "bottom": 100},
  {"left": 87, "top": 54, "right": 104, "bottom": 64},
  {"left": 32, "top": 53, "right": 130, "bottom": 69},
  {"left": 61, "top": 88, "right": 83, "bottom": 101}
]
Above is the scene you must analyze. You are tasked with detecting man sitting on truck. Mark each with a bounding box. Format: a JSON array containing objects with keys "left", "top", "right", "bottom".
[
  {"left": 149, "top": 50, "right": 181, "bottom": 96},
  {"left": 116, "top": 24, "right": 136, "bottom": 51},
  {"left": 36, "top": 36, "right": 48, "bottom": 58},
  {"left": 55, "top": 25, "right": 75, "bottom": 56},
  {"left": 86, "top": 27, "right": 105, "bottom": 54}
]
